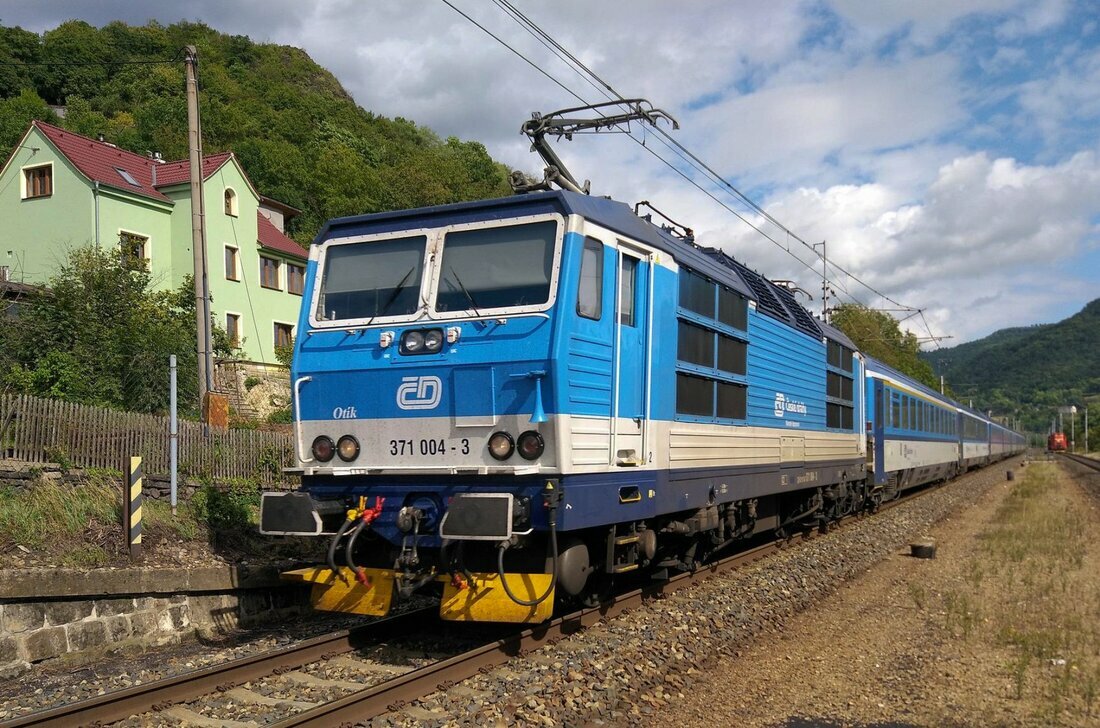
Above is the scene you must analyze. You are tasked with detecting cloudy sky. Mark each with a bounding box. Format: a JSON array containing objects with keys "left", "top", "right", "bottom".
[{"left": 4, "top": 0, "right": 1098, "bottom": 345}]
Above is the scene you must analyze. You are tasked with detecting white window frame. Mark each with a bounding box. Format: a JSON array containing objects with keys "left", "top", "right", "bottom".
[
  {"left": 272, "top": 319, "right": 296, "bottom": 349},
  {"left": 259, "top": 254, "right": 281, "bottom": 290},
  {"left": 20, "top": 162, "right": 54, "bottom": 200},
  {"left": 224, "top": 187, "right": 238, "bottom": 217},
  {"left": 224, "top": 244, "right": 240, "bottom": 281},
  {"left": 225, "top": 311, "right": 244, "bottom": 348},
  {"left": 118, "top": 227, "right": 152, "bottom": 268},
  {"left": 286, "top": 261, "right": 305, "bottom": 296},
  {"left": 308, "top": 212, "right": 565, "bottom": 330}
]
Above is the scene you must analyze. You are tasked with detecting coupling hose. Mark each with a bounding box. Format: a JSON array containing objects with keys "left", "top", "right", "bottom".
[
  {"left": 326, "top": 516, "right": 355, "bottom": 582},
  {"left": 497, "top": 494, "right": 559, "bottom": 607}
]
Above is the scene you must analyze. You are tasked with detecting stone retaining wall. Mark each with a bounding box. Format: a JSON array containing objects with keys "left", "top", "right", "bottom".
[
  {"left": 0, "top": 461, "right": 294, "bottom": 498},
  {"left": 0, "top": 567, "right": 310, "bottom": 678}
]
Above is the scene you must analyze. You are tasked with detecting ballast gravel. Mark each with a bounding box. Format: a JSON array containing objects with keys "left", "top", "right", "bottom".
[{"left": 375, "top": 463, "right": 1017, "bottom": 727}]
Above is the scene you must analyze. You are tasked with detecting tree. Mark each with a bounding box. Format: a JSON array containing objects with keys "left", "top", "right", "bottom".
[
  {"left": 0, "top": 88, "right": 56, "bottom": 150},
  {"left": 0, "top": 246, "right": 230, "bottom": 414},
  {"left": 0, "top": 19, "right": 514, "bottom": 242},
  {"left": 830, "top": 303, "right": 939, "bottom": 391}
]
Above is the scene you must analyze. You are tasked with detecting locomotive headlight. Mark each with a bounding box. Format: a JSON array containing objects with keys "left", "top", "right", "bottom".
[
  {"left": 516, "top": 430, "right": 544, "bottom": 460},
  {"left": 424, "top": 328, "right": 444, "bottom": 352},
  {"left": 402, "top": 330, "right": 424, "bottom": 353},
  {"left": 336, "top": 435, "right": 360, "bottom": 462},
  {"left": 311, "top": 435, "right": 335, "bottom": 462},
  {"left": 488, "top": 431, "right": 515, "bottom": 460}
]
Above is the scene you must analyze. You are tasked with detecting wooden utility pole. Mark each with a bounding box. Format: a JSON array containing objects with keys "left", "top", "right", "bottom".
[{"left": 185, "top": 46, "right": 213, "bottom": 415}]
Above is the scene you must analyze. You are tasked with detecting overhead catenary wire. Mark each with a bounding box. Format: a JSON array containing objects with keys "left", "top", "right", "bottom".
[
  {"left": 447, "top": 0, "right": 946, "bottom": 344},
  {"left": 494, "top": 0, "right": 914, "bottom": 315}
]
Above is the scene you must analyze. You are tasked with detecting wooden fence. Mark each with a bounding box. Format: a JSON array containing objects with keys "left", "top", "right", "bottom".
[{"left": 0, "top": 393, "right": 294, "bottom": 485}]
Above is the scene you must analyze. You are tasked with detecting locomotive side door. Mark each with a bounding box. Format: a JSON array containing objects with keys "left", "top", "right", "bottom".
[{"left": 612, "top": 242, "right": 651, "bottom": 466}]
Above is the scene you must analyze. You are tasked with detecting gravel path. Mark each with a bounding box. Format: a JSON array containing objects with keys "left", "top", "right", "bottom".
[{"left": 374, "top": 461, "right": 1019, "bottom": 727}]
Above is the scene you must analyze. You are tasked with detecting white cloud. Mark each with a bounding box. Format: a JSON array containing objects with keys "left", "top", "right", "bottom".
[
  {"left": 696, "top": 150, "right": 1100, "bottom": 342},
  {"left": 688, "top": 54, "right": 965, "bottom": 187},
  {"left": 1, "top": 0, "right": 1097, "bottom": 343}
]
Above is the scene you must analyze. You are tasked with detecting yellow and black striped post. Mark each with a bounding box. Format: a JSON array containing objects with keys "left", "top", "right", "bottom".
[{"left": 126, "top": 456, "right": 143, "bottom": 560}]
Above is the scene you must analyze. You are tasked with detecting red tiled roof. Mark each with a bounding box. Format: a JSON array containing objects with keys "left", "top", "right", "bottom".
[
  {"left": 152, "top": 152, "right": 233, "bottom": 187},
  {"left": 31, "top": 121, "right": 242, "bottom": 202},
  {"left": 34, "top": 120, "right": 172, "bottom": 202},
  {"left": 257, "top": 212, "right": 306, "bottom": 260}
]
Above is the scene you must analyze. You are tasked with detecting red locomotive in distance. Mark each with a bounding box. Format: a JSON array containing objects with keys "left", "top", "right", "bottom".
[{"left": 1048, "top": 432, "right": 1068, "bottom": 452}]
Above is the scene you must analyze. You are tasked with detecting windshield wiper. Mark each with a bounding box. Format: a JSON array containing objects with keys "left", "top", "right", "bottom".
[
  {"left": 448, "top": 267, "right": 482, "bottom": 318},
  {"left": 367, "top": 266, "right": 416, "bottom": 325}
]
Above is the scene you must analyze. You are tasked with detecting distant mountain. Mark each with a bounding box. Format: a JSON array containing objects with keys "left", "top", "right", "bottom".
[
  {"left": 922, "top": 299, "right": 1100, "bottom": 433},
  {"left": 0, "top": 20, "right": 514, "bottom": 242}
]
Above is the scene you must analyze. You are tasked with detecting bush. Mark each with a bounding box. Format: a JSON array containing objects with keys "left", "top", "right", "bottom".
[{"left": 189, "top": 479, "right": 260, "bottom": 531}]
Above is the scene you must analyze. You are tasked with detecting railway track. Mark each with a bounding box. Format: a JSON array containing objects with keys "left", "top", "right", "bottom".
[
  {"left": 2, "top": 478, "right": 964, "bottom": 728},
  {"left": 1061, "top": 451, "right": 1100, "bottom": 472}
]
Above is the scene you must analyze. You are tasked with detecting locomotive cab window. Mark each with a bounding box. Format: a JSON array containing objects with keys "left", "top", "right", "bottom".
[
  {"left": 315, "top": 234, "right": 426, "bottom": 321},
  {"left": 577, "top": 238, "right": 603, "bottom": 320},
  {"left": 435, "top": 220, "right": 556, "bottom": 313},
  {"left": 619, "top": 254, "right": 637, "bottom": 326}
]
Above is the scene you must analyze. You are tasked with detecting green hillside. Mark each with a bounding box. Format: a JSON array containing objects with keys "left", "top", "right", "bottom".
[
  {"left": 922, "top": 299, "right": 1100, "bottom": 435},
  {"left": 0, "top": 20, "right": 513, "bottom": 241}
]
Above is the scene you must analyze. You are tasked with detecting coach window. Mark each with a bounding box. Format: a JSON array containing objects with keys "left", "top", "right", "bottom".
[{"left": 577, "top": 238, "right": 603, "bottom": 320}]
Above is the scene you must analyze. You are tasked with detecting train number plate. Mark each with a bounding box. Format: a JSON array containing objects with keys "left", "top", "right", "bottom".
[{"left": 388, "top": 438, "right": 471, "bottom": 457}]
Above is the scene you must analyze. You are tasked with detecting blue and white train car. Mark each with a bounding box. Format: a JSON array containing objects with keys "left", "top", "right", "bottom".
[
  {"left": 864, "top": 358, "right": 1025, "bottom": 495},
  {"left": 261, "top": 190, "right": 871, "bottom": 622},
  {"left": 865, "top": 358, "right": 962, "bottom": 494},
  {"left": 959, "top": 405, "right": 992, "bottom": 469}
]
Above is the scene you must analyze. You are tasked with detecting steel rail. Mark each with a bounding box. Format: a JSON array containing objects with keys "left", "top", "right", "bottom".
[
  {"left": 274, "top": 481, "right": 947, "bottom": 727},
  {"left": 0, "top": 607, "right": 438, "bottom": 728},
  {"left": 6, "top": 462, "right": 1005, "bottom": 727},
  {"left": 1061, "top": 452, "right": 1100, "bottom": 473}
]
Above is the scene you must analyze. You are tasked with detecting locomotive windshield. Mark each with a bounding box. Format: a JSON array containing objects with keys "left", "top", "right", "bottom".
[
  {"left": 434, "top": 220, "right": 556, "bottom": 313},
  {"left": 315, "top": 235, "right": 426, "bottom": 321}
]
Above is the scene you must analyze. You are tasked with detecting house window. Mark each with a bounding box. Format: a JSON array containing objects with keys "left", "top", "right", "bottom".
[
  {"left": 23, "top": 164, "right": 53, "bottom": 199},
  {"left": 260, "top": 256, "right": 280, "bottom": 289},
  {"left": 274, "top": 322, "right": 294, "bottom": 349},
  {"left": 115, "top": 167, "right": 140, "bottom": 187},
  {"left": 119, "top": 231, "right": 149, "bottom": 270},
  {"left": 287, "top": 263, "right": 305, "bottom": 295},
  {"left": 224, "top": 188, "right": 238, "bottom": 216},
  {"left": 224, "top": 246, "right": 239, "bottom": 281},
  {"left": 226, "top": 313, "right": 241, "bottom": 348}
]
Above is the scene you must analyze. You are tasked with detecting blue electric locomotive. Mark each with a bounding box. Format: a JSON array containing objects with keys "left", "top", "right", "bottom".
[
  {"left": 260, "top": 189, "right": 879, "bottom": 622},
  {"left": 260, "top": 101, "right": 1024, "bottom": 623}
]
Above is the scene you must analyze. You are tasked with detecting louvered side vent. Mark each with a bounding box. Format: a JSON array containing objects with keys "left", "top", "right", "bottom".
[{"left": 773, "top": 285, "right": 822, "bottom": 338}]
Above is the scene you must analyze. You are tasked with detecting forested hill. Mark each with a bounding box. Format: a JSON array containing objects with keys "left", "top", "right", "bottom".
[
  {"left": 921, "top": 299, "right": 1100, "bottom": 431},
  {"left": 0, "top": 20, "right": 513, "bottom": 242}
]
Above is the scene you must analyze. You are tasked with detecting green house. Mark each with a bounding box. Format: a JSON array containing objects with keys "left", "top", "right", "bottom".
[{"left": 0, "top": 121, "right": 307, "bottom": 367}]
